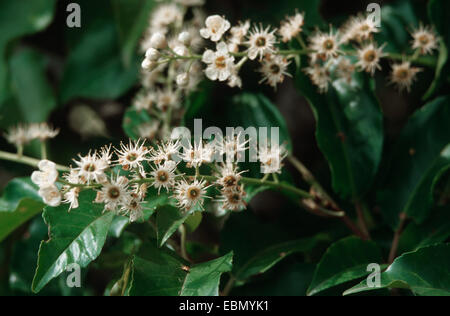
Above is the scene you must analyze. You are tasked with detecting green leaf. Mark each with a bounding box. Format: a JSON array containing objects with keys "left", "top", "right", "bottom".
[
  {"left": 184, "top": 211, "right": 203, "bottom": 233},
  {"left": 229, "top": 92, "right": 293, "bottom": 152},
  {"left": 129, "top": 242, "right": 233, "bottom": 296},
  {"left": 294, "top": 65, "right": 383, "bottom": 199},
  {"left": 31, "top": 191, "right": 115, "bottom": 293},
  {"left": 398, "top": 206, "right": 450, "bottom": 254},
  {"left": 375, "top": 0, "right": 418, "bottom": 54},
  {"left": 0, "top": 0, "right": 56, "bottom": 102},
  {"left": 1, "top": 48, "right": 57, "bottom": 128},
  {"left": 156, "top": 205, "right": 193, "bottom": 247},
  {"left": 0, "top": 178, "right": 44, "bottom": 242},
  {"left": 423, "top": 0, "right": 450, "bottom": 100},
  {"left": 344, "top": 243, "right": 450, "bottom": 296},
  {"left": 59, "top": 0, "right": 139, "bottom": 102},
  {"left": 235, "top": 236, "right": 325, "bottom": 282},
  {"left": 307, "top": 236, "right": 384, "bottom": 296},
  {"left": 111, "top": 0, "right": 156, "bottom": 66},
  {"left": 378, "top": 96, "right": 450, "bottom": 229}
]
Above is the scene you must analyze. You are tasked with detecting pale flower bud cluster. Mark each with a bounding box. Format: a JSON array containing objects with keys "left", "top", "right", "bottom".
[{"left": 3, "top": 122, "right": 59, "bottom": 149}]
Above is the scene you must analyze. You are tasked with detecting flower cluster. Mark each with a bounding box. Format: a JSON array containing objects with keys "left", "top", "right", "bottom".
[
  {"left": 31, "top": 136, "right": 287, "bottom": 221},
  {"left": 140, "top": 1, "right": 439, "bottom": 95},
  {"left": 3, "top": 122, "right": 59, "bottom": 150}
]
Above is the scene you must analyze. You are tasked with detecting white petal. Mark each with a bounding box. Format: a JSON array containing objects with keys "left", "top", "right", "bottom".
[
  {"left": 216, "top": 42, "right": 228, "bottom": 55},
  {"left": 205, "top": 67, "right": 218, "bottom": 81},
  {"left": 202, "top": 50, "right": 215, "bottom": 63},
  {"left": 199, "top": 28, "right": 210, "bottom": 39},
  {"left": 38, "top": 159, "right": 56, "bottom": 171}
]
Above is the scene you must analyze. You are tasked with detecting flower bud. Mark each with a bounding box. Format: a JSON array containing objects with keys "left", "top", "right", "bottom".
[
  {"left": 141, "top": 58, "right": 157, "bottom": 71},
  {"left": 145, "top": 48, "right": 160, "bottom": 61},
  {"left": 173, "top": 45, "right": 188, "bottom": 57},
  {"left": 178, "top": 31, "right": 191, "bottom": 46},
  {"left": 150, "top": 32, "right": 167, "bottom": 49},
  {"left": 176, "top": 73, "right": 190, "bottom": 87}
]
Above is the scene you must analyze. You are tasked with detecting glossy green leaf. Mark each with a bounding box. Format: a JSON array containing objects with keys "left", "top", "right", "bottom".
[
  {"left": 295, "top": 66, "right": 383, "bottom": 199},
  {"left": 229, "top": 92, "right": 292, "bottom": 152},
  {"left": 60, "top": 0, "right": 139, "bottom": 102},
  {"left": 0, "top": 48, "right": 57, "bottom": 128},
  {"left": 0, "top": 178, "right": 44, "bottom": 242},
  {"left": 378, "top": 96, "right": 450, "bottom": 229},
  {"left": 344, "top": 243, "right": 450, "bottom": 296},
  {"left": 156, "top": 205, "right": 193, "bottom": 247},
  {"left": 0, "top": 0, "right": 56, "bottom": 102},
  {"left": 129, "top": 242, "right": 233, "bottom": 296},
  {"left": 398, "top": 206, "right": 450, "bottom": 254},
  {"left": 32, "top": 191, "right": 115, "bottom": 293},
  {"left": 307, "top": 237, "right": 384, "bottom": 296},
  {"left": 184, "top": 211, "right": 203, "bottom": 233},
  {"left": 111, "top": 0, "right": 156, "bottom": 66},
  {"left": 235, "top": 236, "right": 325, "bottom": 282}
]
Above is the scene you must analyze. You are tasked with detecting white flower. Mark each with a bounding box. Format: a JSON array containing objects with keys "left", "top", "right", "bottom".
[
  {"left": 258, "top": 145, "right": 287, "bottom": 174},
  {"left": 121, "top": 194, "right": 144, "bottom": 222},
  {"left": 258, "top": 55, "right": 291, "bottom": 89},
  {"left": 246, "top": 24, "right": 277, "bottom": 60},
  {"left": 304, "top": 64, "right": 331, "bottom": 93},
  {"left": 334, "top": 57, "right": 356, "bottom": 83},
  {"left": 74, "top": 150, "right": 109, "bottom": 184},
  {"left": 156, "top": 88, "right": 180, "bottom": 111},
  {"left": 215, "top": 163, "right": 245, "bottom": 189},
  {"left": 181, "top": 141, "right": 215, "bottom": 168},
  {"left": 218, "top": 185, "right": 247, "bottom": 212},
  {"left": 115, "top": 139, "right": 150, "bottom": 173},
  {"left": 134, "top": 92, "right": 154, "bottom": 112},
  {"left": 138, "top": 122, "right": 159, "bottom": 140},
  {"left": 340, "top": 15, "right": 380, "bottom": 44},
  {"left": 31, "top": 160, "right": 58, "bottom": 187},
  {"left": 200, "top": 15, "right": 230, "bottom": 42},
  {"left": 174, "top": 178, "right": 211, "bottom": 211},
  {"left": 411, "top": 25, "right": 438, "bottom": 55},
  {"left": 39, "top": 185, "right": 61, "bottom": 207},
  {"left": 28, "top": 123, "right": 59, "bottom": 141},
  {"left": 389, "top": 61, "right": 422, "bottom": 92},
  {"left": 356, "top": 42, "right": 386, "bottom": 75},
  {"left": 227, "top": 66, "right": 243, "bottom": 88},
  {"left": 279, "top": 12, "right": 304, "bottom": 42},
  {"left": 151, "top": 160, "right": 178, "bottom": 193},
  {"left": 95, "top": 174, "right": 131, "bottom": 212},
  {"left": 4, "top": 124, "right": 33, "bottom": 147},
  {"left": 228, "top": 20, "right": 250, "bottom": 52},
  {"left": 151, "top": 140, "right": 181, "bottom": 164},
  {"left": 202, "top": 42, "right": 235, "bottom": 81},
  {"left": 150, "top": 4, "right": 183, "bottom": 34},
  {"left": 219, "top": 132, "right": 249, "bottom": 162},
  {"left": 309, "top": 29, "right": 340, "bottom": 60},
  {"left": 61, "top": 169, "right": 81, "bottom": 210}
]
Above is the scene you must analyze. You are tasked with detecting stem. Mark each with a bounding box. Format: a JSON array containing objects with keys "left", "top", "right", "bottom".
[
  {"left": 222, "top": 275, "right": 236, "bottom": 296},
  {"left": 388, "top": 213, "right": 407, "bottom": 263},
  {"left": 355, "top": 201, "right": 371, "bottom": 240},
  {"left": 40, "top": 141, "right": 47, "bottom": 160},
  {"left": 342, "top": 215, "right": 368, "bottom": 240},
  {"left": 0, "top": 150, "right": 69, "bottom": 172}
]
